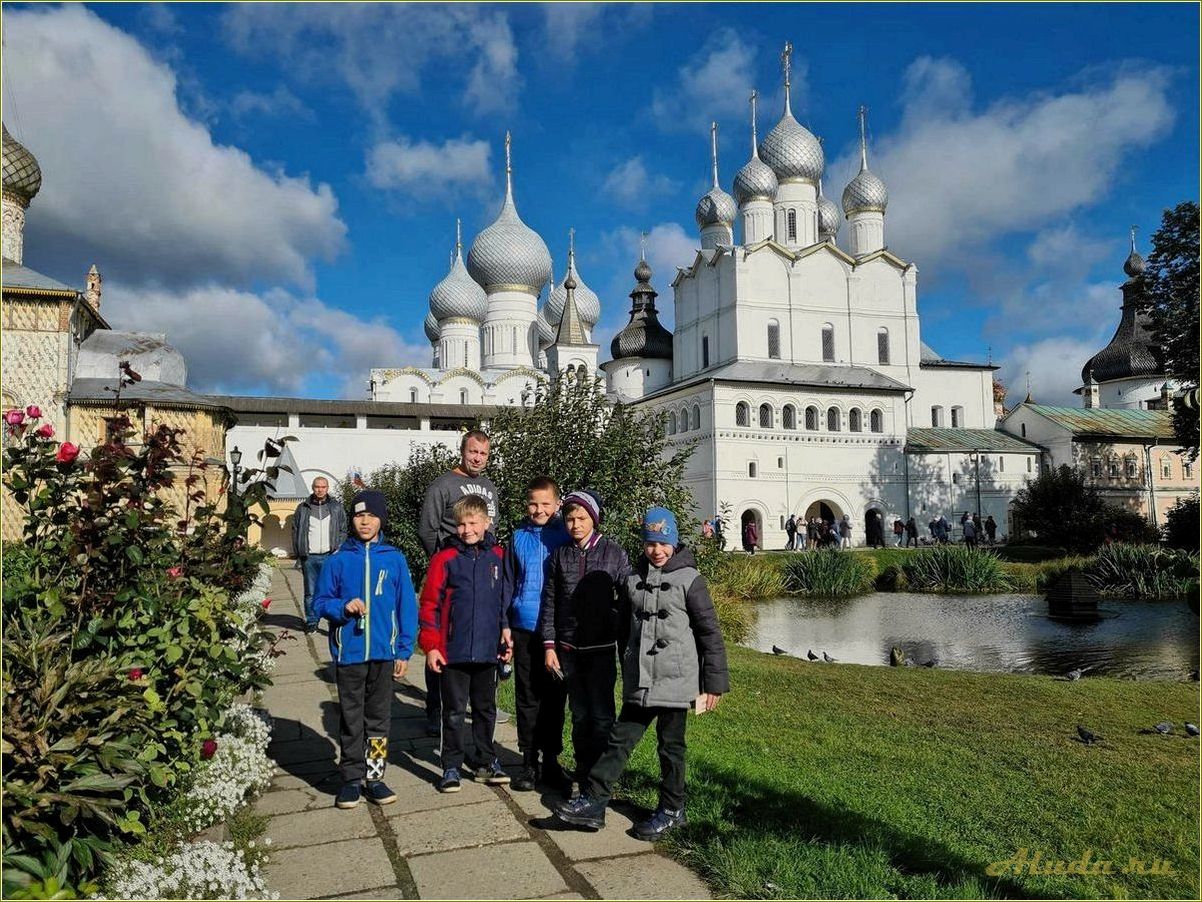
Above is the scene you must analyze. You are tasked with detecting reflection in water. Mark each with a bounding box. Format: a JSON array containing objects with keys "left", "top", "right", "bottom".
[{"left": 745, "top": 593, "right": 1200, "bottom": 680}]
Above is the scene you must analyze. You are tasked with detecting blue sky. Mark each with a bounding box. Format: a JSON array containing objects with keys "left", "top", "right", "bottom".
[{"left": 5, "top": 2, "right": 1198, "bottom": 403}]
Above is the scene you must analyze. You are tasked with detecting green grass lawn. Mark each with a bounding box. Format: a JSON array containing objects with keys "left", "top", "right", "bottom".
[{"left": 600, "top": 646, "right": 1200, "bottom": 899}]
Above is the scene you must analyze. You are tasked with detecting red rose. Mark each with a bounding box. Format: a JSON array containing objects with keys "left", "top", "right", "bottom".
[
  {"left": 129, "top": 667, "right": 143, "bottom": 681},
  {"left": 55, "top": 442, "right": 80, "bottom": 464},
  {"left": 166, "top": 566, "right": 184, "bottom": 579},
  {"left": 36, "top": 423, "right": 54, "bottom": 439},
  {"left": 25, "top": 405, "right": 42, "bottom": 419},
  {"left": 4, "top": 409, "right": 25, "bottom": 427},
  {"left": 201, "top": 738, "right": 218, "bottom": 760},
  {"left": 261, "top": 597, "right": 272, "bottom": 610}
]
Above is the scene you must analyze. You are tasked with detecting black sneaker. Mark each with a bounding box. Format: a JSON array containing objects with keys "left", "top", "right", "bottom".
[
  {"left": 632, "top": 805, "right": 686, "bottom": 841},
  {"left": 335, "top": 782, "right": 362, "bottom": 809},
  {"left": 511, "top": 763, "right": 538, "bottom": 792},
  {"left": 437, "top": 768, "right": 461, "bottom": 793},
  {"left": 539, "top": 760, "right": 573, "bottom": 796},
  {"left": 364, "top": 781, "right": 397, "bottom": 805},
  {"left": 554, "top": 794, "right": 606, "bottom": 830},
  {"left": 478, "top": 759, "right": 510, "bottom": 785}
]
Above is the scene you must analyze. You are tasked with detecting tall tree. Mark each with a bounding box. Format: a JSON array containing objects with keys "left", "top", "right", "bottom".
[{"left": 1141, "top": 201, "right": 1200, "bottom": 459}]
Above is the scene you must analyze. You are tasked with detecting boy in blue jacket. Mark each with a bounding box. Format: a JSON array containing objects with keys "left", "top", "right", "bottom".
[
  {"left": 418, "top": 494, "right": 514, "bottom": 793},
  {"left": 504, "top": 476, "right": 571, "bottom": 793},
  {"left": 313, "top": 490, "right": 418, "bottom": 810}
]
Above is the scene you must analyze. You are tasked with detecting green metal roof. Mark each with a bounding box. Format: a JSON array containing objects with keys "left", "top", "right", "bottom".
[
  {"left": 905, "top": 427, "right": 1041, "bottom": 453},
  {"left": 1023, "top": 405, "right": 1174, "bottom": 439}
]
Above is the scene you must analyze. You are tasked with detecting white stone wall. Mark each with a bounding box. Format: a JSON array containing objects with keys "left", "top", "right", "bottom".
[
  {"left": 603, "top": 358, "right": 672, "bottom": 402},
  {"left": 1098, "top": 376, "right": 1172, "bottom": 410}
]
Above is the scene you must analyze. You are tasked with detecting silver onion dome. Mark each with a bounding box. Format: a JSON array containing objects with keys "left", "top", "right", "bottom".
[
  {"left": 842, "top": 106, "right": 888, "bottom": 215},
  {"left": 430, "top": 220, "right": 488, "bottom": 322},
  {"left": 546, "top": 232, "right": 600, "bottom": 327},
  {"left": 696, "top": 121, "right": 737, "bottom": 228},
  {"left": 1123, "top": 227, "right": 1146, "bottom": 278},
  {"left": 466, "top": 132, "right": 553, "bottom": 294},
  {"left": 2, "top": 123, "right": 43, "bottom": 204},
  {"left": 817, "top": 180, "right": 840, "bottom": 238},
  {"left": 758, "top": 43, "right": 823, "bottom": 184},
  {"left": 424, "top": 310, "right": 439, "bottom": 343},
  {"left": 536, "top": 306, "right": 555, "bottom": 349},
  {"left": 734, "top": 91, "right": 777, "bottom": 205}
]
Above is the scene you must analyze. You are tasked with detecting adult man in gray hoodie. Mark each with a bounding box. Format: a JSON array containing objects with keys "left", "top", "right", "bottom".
[
  {"left": 418, "top": 430, "right": 501, "bottom": 734},
  {"left": 292, "top": 477, "right": 347, "bottom": 633}
]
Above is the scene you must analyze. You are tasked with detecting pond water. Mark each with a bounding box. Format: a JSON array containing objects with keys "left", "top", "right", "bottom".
[{"left": 744, "top": 593, "right": 1199, "bottom": 680}]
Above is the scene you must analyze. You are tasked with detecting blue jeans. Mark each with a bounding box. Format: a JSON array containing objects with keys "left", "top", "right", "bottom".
[{"left": 301, "top": 553, "right": 331, "bottom": 627}]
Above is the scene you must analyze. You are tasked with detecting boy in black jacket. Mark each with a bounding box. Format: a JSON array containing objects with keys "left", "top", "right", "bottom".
[{"left": 537, "top": 489, "right": 630, "bottom": 791}]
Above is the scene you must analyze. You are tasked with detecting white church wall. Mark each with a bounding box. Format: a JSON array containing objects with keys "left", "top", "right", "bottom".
[
  {"left": 1098, "top": 376, "right": 1168, "bottom": 410},
  {"left": 911, "top": 367, "right": 996, "bottom": 429}
]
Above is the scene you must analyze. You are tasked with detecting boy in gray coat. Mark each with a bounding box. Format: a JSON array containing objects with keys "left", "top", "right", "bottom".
[{"left": 554, "top": 507, "right": 729, "bottom": 840}]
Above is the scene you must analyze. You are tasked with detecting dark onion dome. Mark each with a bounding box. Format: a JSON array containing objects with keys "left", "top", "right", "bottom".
[
  {"left": 466, "top": 131, "right": 553, "bottom": 293},
  {"left": 1123, "top": 226, "right": 1146, "bottom": 278},
  {"left": 695, "top": 121, "right": 737, "bottom": 228},
  {"left": 2, "top": 123, "right": 43, "bottom": 203},
  {"left": 611, "top": 256, "right": 673, "bottom": 360},
  {"left": 1079, "top": 238, "right": 1162, "bottom": 384}
]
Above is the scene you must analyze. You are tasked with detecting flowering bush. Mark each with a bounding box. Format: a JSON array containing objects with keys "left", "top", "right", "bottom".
[
  {"left": 100, "top": 840, "right": 278, "bottom": 900},
  {"left": 177, "top": 733, "right": 275, "bottom": 835},
  {"left": 2, "top": 391, "right": 289, "bottom": 896}
]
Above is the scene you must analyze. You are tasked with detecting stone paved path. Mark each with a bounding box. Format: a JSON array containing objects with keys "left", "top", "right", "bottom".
[{"left": 256, "top": 565, "right": 712, "bottom": 900}]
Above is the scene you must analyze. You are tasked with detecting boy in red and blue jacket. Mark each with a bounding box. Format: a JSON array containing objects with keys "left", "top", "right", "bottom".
[
  {"left": 313, "top": 490, "right": 417, "bottom": 810},
  {"left": 418, "top": 494, "right": 513, "bottom": 793}
]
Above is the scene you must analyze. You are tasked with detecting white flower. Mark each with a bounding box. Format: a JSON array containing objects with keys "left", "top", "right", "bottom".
[{"left": 102, "top": 841, "right": 279, "bottom": 899}]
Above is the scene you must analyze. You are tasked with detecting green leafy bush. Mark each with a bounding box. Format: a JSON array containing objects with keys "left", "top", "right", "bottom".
[
  {"left": 899, "top": 546, "right": 1014, "bottom": 594},
  {"left": 706, "top": 553, "right": 787, "bottom": 600},
  {"left": 1163, "top": 495, "right": 1200, "bottom": 551},
  {"left": 1084, "top": 543, "right": 1199, "bottom": 599},
  {"left": 782, "top": 551, "right": 876, "bottom": 597}
]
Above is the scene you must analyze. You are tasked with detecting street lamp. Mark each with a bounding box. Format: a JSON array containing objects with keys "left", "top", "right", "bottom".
[{"left": 229, "top": 445, "right": 243, "bottom": 497}]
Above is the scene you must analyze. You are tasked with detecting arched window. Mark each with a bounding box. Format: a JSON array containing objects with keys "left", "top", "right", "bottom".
[
  {"left": 1090, "top": 458, "right": 1101, "bottom": 478},
  {"left": 767, "top": 320, "right": 781, "bottom": 360},
  {"left": 782, "top": 404, "right": 797, "bottom": 430},
  {"left": 1021, "top": 423, "right": 1027, "bottom": 438},
  {"left": 668, "top": 412, "right": 677, "bottom": 435},
  {"left": 877, "top": 327, "right": 890, "bottom": 365},
  {"left": 777, "top": 457, "right": 784, "bottom": 468},
  {"left": 736, "top": 401, "right": 750, "bottom": 427},
  {"left": 849, "top": 409, "right": 862, "bottom": 432},
  {"left": 759, "top": 403, "right": 773, "bottom": 428},
  {"left": 460, "top": 389, "right": 469, "bottom": 405},
  {"left": 749, "top": 461, "right": 758, "bottom": 478},
  {"left": 1161, "top": 457, "right": 1173, "bottom": 479},
  {"left": 787, "top": 209, "right": 797, "bottom": 242},
  {"left": 805, "top": 406, "right": 819, "bottom": 431},
  {"left": 826, "top": 407, "right": 841, "bottom": 432},
  {"left": 692, "top": 404, "right": 701, "bottom": 430},
  {"left": 821, "top": 324, "right": 835, "bottom": 362},
  {"left": 409, "top": 388, "right": 418, "bottom": 403},
  {"left": 869, "top": 409, "right": 883, "bottom": 433},
  {"left": 680, "top": 406, "right": 690, "bottom": 431},
  {"left": 1028, "top": 457, "right": 1034, "bottom": 473},
  {"left": 999, "top": 456, "right": 1005, "bottom": 472},
  {"left": 702, "top": 335, "right": 710, "bottom": 368},
  {"left": 1124, "top": 457, "right": 1138, "bottom": 478},
  {"left": 951, "top": 405, "right": 964, "bottom": 428},
  {"left": 931, "top": 406, "right": 944, "bottom": 428}
]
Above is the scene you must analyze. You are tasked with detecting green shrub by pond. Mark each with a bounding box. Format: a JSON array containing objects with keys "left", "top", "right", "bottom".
[
  {"left": 782, "top": 550, "right": 876, "bottom": 597},
  {"left": 1084, "top": 543, "right": 1199, "bottom": 599},
  {"left": 898, "top": 545, "right": 1014, "bottom": 594}
]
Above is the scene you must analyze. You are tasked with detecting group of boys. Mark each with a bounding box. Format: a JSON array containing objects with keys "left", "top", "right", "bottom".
[{"left": 310, "top": 431, "right": 729, "bottom": 840}]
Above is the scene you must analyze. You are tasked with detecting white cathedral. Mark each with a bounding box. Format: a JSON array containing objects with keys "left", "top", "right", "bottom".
[{"left": 363, "top": 45, "right": 1018, "bottom": 546}]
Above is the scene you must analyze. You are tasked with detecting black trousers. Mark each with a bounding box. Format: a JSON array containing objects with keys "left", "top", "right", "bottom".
[
  {"left": 512, "top": 629, "right": 567, "bottom": 761},
  {"left": 584, "top": 703, "right": 688, "bottom": 810},
  {"left": 425, "top": 665, "right": 442, "bottom": 723},
  {"left": 440, "top": 663, "right": 497, "bottom": 771},
  {"left": 335, "top": 660, "right": 393, "bottom": 784},
  {"left": 560, "top": 647, "right": 616, "bottom": 780}
]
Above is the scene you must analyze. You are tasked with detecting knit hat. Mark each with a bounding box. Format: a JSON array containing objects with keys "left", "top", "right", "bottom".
[
  {"left": 641, "top": 506, "right": 679, "bottom": 546},
  {"left": 562, "top": 489, "right": 603, "bottom": 526},
  {"left": 351, "top": 490, "right": 388, "bottom": 529}
]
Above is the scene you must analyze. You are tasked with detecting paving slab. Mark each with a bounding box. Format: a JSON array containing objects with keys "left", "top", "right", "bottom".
[
  {"left": 407, "top": 840, "right": 568, "bottom": 900},
  {"left": 266, "top": 803, "right": 376, "bottom": 849},
  {"left": 575, "top": 853, "right": 711, "bottom": 899},
  {"left": 269, "top": 771, "right": 341, "bottom": 793},
  {"left": 330, "top": 887, "right": 406, "bottom": 900},
  {"left": 541, "top": 806, "right": 653, "bottom": 862},
  {"left": 265, "top": 837, "right": 396, "bottom": 900},
  {"left": 388, "top": 798, "right": 528, "bottom": 856},
  {"left": 252, "top": 786, "right": 330, "bottom": 816}
]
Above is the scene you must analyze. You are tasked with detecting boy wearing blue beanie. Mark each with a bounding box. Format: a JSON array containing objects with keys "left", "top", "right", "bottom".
[
  {"left": 314, "top": 489, "right": 418, "bottom": 810},
  {"left": 555, "top": 506, "right": 729, "bottom": 839}
]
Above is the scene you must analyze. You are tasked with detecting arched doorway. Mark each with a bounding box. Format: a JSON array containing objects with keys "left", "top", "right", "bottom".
[
  {"left": 804, "top": 500, "right": 842, "bottom": 525},
  {"left": 863, "top": 505, "right": 885, "bottom": 547},
  {"left": 739, "top": 508, "right": 762, "bottom": 552}
]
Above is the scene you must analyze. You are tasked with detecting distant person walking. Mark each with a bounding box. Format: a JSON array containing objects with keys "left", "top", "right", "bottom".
[
  {"left": 866, "top": 511, "right": 885, "bottom": 548},
  {"left": 893, "top": 518, "right": 905, "bottom": 547},
  {"left": 418, "top": 429, "right": 501, "bottom": 737},
  {"left": 293, "top": 477, "right": 347, "bottom": 634},
  {"left": 785, "top": 514, "right": 798, "bottom": 550},
  {"left": 742, "top": 518, "right": 758, "bottom": 555},
  {"left": 984, "top": 515, "right": 998, "bottom": 545},
  {"left": 963, "top": 515, "right": 978, "bottom": 549},
  {"left": 905, "top": 517, "right": 919, "bottom": 548},
  {"left": 839, "top": 515, "right": 852, "bottom": 550}
]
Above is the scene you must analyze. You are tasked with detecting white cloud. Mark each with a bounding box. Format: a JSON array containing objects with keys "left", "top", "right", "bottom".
[
  {"left": 222, "top": 4, "right": 521, "bottom": 121},
  {"left": 827, "top": 58, "right": 1174, "bottom": 268},
  {"left": 596, "top": 222, "right": 697, "bottom": 346},
  {"left": 6, "top": 5, "right": 346, "bottom": 292},
  {"left": 541, "top": 3, "right": 605, "bottom": 61},
  {"left": 997, "top": 336, "right": 1111, "bottom": 408},
  {"left": 651, "top": 29, "right": 767, "bottom": 132},
  {"left": 365, "top": 135, "right": 493, "bottom": 201},
  {"left": 105, "top": 283, "right": 428, "bottom": 398},
  {"left": 601, "top": 157, "right": 678, "bottom": 208},
  {"left": 229, "top": 85, "right": 315, "bottom": 122}
]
